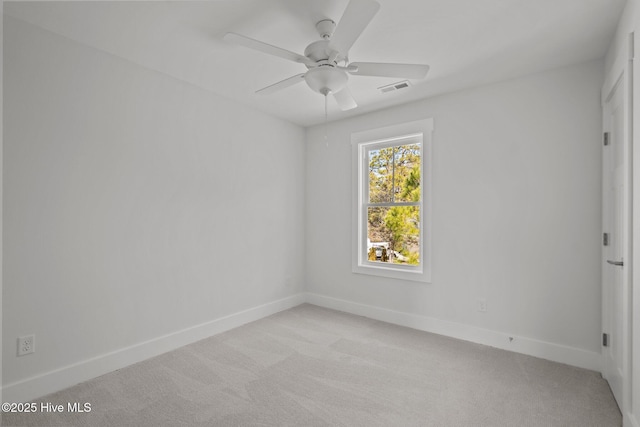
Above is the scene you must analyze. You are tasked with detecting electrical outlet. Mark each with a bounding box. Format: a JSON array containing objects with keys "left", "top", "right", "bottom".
[
  {"left": 17, "top": 335, "right": 35, "bottom": 356},
  {"left": 478, "top": 298, "right": 487, "bottom": 313}
]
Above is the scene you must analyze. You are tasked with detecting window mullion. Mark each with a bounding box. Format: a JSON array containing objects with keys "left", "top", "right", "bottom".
[{"left": 367, "top": 202, "right": 420, "bottom": 208}]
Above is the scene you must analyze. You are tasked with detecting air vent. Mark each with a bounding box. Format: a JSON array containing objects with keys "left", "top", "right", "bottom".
[{"left": 378, "top": 80, "right": 411, "bottom": 93}]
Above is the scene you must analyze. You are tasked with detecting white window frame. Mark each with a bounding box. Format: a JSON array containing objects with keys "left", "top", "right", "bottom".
[{"left": 351, "top": 118, "right": 433, "bottom": 283}]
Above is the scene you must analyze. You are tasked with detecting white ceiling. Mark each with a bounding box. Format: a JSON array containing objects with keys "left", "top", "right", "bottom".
[{"left": 5, "top": 0, "right": 626, "bottom": 127}]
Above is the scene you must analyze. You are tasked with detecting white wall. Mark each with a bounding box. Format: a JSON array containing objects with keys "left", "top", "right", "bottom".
[
  {"left": 604, "top": 1, "right": 640, "bottom": 426},
  {"left": 3, "top": 16, "right": 305, "bottom": 400},
  {"left": 0, "top": 4, "right": 4, "bottom": 417},
  {"left": 306, "top": 60, "right": 604, "bottom": 368}
]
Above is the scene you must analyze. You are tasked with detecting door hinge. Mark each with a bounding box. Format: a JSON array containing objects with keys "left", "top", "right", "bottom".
[
  {"left": 603, "top": 233, "right": 609, "bottom": 246},
  {"left": 604, "top": 132, "right": 610, "bottom": 146},
  {"left": 603, "top": 333, "right": 609, "bottom": 347}
]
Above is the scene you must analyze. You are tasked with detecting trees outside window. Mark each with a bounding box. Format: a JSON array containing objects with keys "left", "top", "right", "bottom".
[{"left": 367, "top": 142, "right": 421, "bottom": 265}]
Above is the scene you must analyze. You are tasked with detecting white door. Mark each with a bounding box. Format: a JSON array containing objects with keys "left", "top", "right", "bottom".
[{"left": 602, "top": 73, "right": 629, "bottom": 411}]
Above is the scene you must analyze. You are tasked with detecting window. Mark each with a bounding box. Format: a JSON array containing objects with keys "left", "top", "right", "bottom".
[{"left": 352, "top": 118, "right": 433, "bottom": 282}]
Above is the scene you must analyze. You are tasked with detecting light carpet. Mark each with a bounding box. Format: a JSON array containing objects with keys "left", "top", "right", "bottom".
[{"left": 2, "top": 304, "right": 621, "bottom": 426}]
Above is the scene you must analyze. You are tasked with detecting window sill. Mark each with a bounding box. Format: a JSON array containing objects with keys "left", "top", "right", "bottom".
[{"left": 352, "top": 263, "right": 431, "bottom": 283}]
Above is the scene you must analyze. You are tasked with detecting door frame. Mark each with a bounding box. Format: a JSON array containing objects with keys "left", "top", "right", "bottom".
[{"left": 601, "top": 32, "right": 634, "bottom": 423}]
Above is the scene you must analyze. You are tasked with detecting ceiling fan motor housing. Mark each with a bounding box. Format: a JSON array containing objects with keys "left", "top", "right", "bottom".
[{"left": 304, "top": 40, "right": 336, "bottom": 63}]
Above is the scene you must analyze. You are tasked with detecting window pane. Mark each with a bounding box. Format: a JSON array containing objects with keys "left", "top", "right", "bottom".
[
  {"left": 368, "top": 147, "right": 393, "bottom": 203},
  {"left": 394, "top": 143, "right": 421, "bottom": 203},
  {"left": 367, "top": 206, "right": 420, "bottom": 265}
]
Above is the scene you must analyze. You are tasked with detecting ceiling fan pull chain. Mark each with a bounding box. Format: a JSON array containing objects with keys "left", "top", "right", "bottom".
[{"left": 324, "top": 93, "right": 329, "bottom": 147}]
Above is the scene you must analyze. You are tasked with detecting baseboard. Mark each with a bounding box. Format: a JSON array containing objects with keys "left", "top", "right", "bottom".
[
  {"left": 306, "top": 293, "right": 602, "bottom": 372},
  {"left": 3, "top": 293, "right": 306, "bottom": 403}
]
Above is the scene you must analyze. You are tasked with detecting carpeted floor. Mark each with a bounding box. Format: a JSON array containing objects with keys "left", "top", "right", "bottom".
[{"left": 2, "top": 304, "right": 621, "bottom": 426}]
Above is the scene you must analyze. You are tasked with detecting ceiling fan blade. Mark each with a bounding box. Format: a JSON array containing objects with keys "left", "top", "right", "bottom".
[
  {"left": 256, "top": 73, "right": 306, "bottom": 95},
  {"left": 349, "top": 62, "right": 430, "bottom": 79},
  {"left": 330, "top": 0, "right": 380, "bottom": 54},
  {"left": 333, "top": 87, "right": 358, "bottom": 110},
  {"left": 224, "top": 32, "right": 315, "bottom": 67}
]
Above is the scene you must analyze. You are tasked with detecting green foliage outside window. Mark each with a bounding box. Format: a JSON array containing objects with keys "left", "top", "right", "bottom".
[{"left": 367, "top": 143, "right": 421, "bottom": 265}]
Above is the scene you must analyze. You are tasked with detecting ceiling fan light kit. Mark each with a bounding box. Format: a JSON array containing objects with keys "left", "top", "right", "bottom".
[
  {"left": 223, "top": 0, "right": 429, "bottom": 111},
  {"left": 304, "top": 67, "right": 348, "bottom": 96}
]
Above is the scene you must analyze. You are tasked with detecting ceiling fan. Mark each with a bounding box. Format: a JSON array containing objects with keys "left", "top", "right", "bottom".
[{"left": 223, "top": 0, "right": 430, "bottom": 111}]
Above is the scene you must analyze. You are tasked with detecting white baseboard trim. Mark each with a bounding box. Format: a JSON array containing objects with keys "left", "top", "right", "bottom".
[
  {"left": 3, "top": 293, "right": 306, "bottom": 403},
  {"left": 306, "top": 293, "right": 602, "bottom": 372}
]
